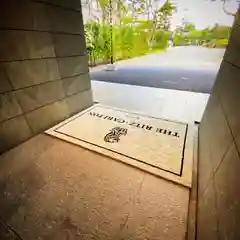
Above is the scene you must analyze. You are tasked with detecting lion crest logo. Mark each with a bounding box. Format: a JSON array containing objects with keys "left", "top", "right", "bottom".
[{"left": 104, "top": 127, "right": 128, "bottom": 143}]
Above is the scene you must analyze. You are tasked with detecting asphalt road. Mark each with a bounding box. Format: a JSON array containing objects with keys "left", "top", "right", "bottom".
[{"left": 90, "top": 47, "right": 225, "bottom": 94}]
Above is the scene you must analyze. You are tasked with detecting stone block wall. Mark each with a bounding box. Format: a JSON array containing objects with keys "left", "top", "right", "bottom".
[
  {"left": 197, "top": 10, "right": 240, "bottom": 240},
  {"left": 0, "top": 0, "right": 93, "bottom": 154}
]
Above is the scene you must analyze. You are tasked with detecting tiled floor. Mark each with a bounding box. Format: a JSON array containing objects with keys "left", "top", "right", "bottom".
[
  {"left": 0, "top": 73, "right": 203, "bottom": 239},
  {"left": 0, "top": 134, "right": 189, "bottom": 240}
]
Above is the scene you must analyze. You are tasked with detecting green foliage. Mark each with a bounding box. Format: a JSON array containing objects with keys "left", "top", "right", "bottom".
[
  {"left": 159, "top": 0, "right": 177, "bottom": 15},
  {"left": 183, "top": 23, "right": 196, "bottom": 32},
  {"left": 85, "top": 21, "right": 169, "bottom": 65},
  {"left": 174, "top": 24, "right": 231, "bottom": 47},
  {"left": 186, "top": 30, "right": 202, "bottom": 39},
  {"left": 211, "top": 38, "right": 229, "bottom": 48},
  {"left": 153, "top": 30, "right": 171, "bottom": 49},
  {"left": 83, "top": 0, "right": 177, "bottom": 65},
  {"left": 173, "top": 34, "right": 184, "bottom": 46},
  {"left": 215, "top": 39, "right": 229, "bottom": 48},
  {"left": 84, "top": 0, "right": 232, "bottom": 65},
  {"left": 155, "top": 1, "right": 177, "bottom": 31}
]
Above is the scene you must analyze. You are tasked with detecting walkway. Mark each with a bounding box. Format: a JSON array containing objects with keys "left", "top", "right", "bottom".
[
  {"left": 0, "top": 133, "right": 190, "bottom": 240},
  {"left": 0, "top": 48, "right": 210, "bottom": 240},
  {"left": 92, "top": 81, "right": 209, "bottom": 124},
  {"left": 0, "top": 81, "right": 202, "bottom": 239}
]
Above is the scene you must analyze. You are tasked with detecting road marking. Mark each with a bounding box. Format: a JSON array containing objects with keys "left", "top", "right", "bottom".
[
  {"left": 181, "top": 77, "right": 188, "bottom": 80},
  {"left": 163, "top": 81, "right": 178, "bottom": 84}
]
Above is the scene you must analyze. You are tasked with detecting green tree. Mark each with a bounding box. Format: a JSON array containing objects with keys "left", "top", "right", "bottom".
[
  {"left": 183, "top": 23, "right": 196, "bottom": 32},
  {"left": 201, "top": 28, "right": 211, "bottom": 40},
  {"left": 149, "top": 0, "right": 176, "bottom": 46},
  {"left": 83, "top": 0, "right": 178, "bottom": 64},
  {"left": 156, "top": 0, "right": 177, "bottom": 30}
]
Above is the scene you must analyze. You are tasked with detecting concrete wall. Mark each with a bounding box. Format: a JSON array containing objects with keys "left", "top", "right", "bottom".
[
  {"left": 197, "top": 11, "right": 240, "bottom": 240},
  {"left": 0, "top": 0, "right": 93, "bottom": 154}
]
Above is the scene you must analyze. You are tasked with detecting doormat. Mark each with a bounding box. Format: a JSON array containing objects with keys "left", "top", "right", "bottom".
[{"left": 46, "top": 105, "right": 194, "bottom": 187}]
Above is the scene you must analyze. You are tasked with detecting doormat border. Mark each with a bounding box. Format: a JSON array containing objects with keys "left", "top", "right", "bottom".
[
  {"left": 54, "top": 105, "right": 188, "bottom": 177},
  {"left": 45, "top": 104, "right": 194, "bottom": 188}
]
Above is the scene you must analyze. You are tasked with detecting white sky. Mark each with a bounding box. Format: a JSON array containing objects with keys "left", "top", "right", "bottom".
[
  {"left": 169, "top": 0, "right": 239, "bottom": 29},
  {"left": 81, "top": 0, "right": 239, "bottom": 27}
]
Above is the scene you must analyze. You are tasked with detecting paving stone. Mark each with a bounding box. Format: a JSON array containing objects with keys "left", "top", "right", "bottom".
[
  {"left": 0, "top": 134, "right": 58, "bottom": 222},
  {"left": 0, "top": 160, "right": 47, "bottom": 221},
  {"left": 120, "top": 174, "right": 189, "bottom": 240},
  {"left": 1, "top": 135, "right": 190, "bottom": 240},
  {"left": 8, "top": 180, "right": 70, "bottom": 240},
  {"left": 7, "top": 142, "right": 144, "bottom": 240},
  {"left": 0, "top": 134, "right": 56, "bottom": 179}
]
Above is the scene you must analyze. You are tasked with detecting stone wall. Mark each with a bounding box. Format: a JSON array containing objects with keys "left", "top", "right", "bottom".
[
  {"left": 0, "top": 0, "right": 93, "bottom": 153},
  {"left": 197, "top": 10, "right": 240, "bottom": 240}
]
